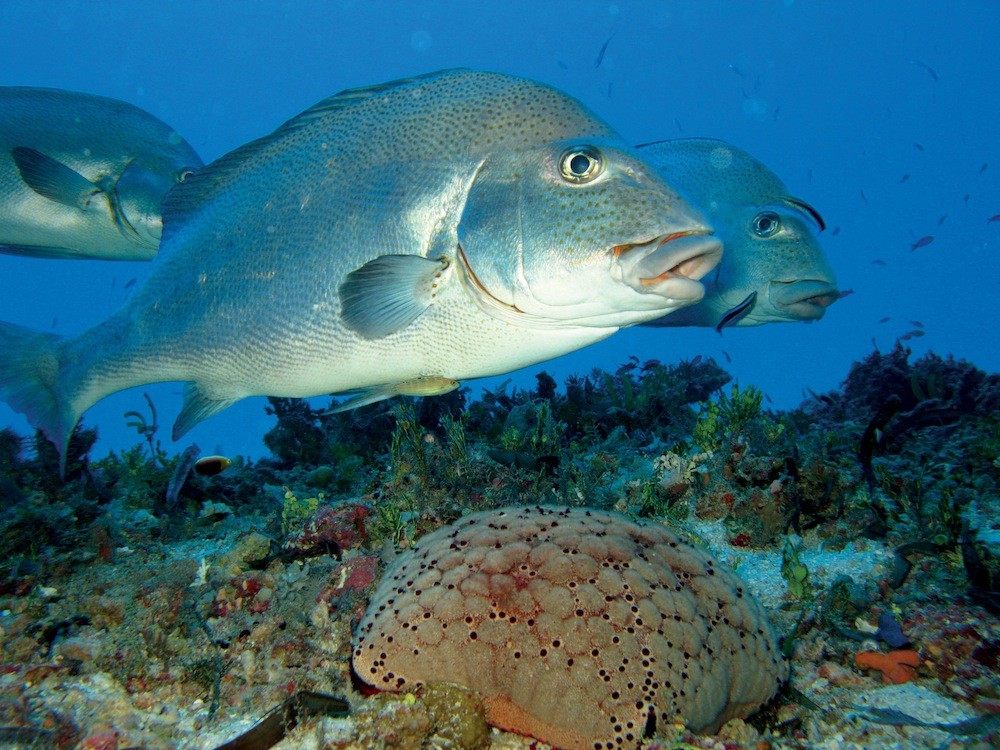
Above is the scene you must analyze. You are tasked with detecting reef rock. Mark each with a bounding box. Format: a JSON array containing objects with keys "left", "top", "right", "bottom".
[{"left": 352, "top": 505, "right": 787, "bottom": 749}]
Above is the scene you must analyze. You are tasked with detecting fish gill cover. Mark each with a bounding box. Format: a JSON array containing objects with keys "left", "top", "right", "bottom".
[{"left": 0, "top": 2, "right": 998, "bottom": 749}]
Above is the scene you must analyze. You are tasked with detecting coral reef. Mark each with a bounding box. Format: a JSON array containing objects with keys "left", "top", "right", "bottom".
[{"left": 0, "top": 348, "right": 998, "bottom": 749}]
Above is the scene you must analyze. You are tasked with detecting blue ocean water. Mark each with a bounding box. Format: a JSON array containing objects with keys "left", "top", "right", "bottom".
[{"left": 0, "top": 0, "right": 996, "bottom": 460}]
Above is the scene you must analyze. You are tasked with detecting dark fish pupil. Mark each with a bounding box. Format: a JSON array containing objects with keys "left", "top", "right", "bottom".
[
  {"left": 570, "top": 153, "right": 591, "bottom": 175},
  {"left": 755, "top": 213, "right": 779, "bottom": 235}
]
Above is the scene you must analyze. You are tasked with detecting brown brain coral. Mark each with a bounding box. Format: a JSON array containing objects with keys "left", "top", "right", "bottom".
[{"left": 352, "top": 505, "right": 787, "bottom": 750}]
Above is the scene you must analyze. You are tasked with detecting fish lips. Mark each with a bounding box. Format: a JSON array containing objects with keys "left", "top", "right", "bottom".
[
  {"left": 617, "top": 231, "right": 723, "bottom": 302},
  {"left": 770, "top": 279, "right": 841, "bottom": 320}
]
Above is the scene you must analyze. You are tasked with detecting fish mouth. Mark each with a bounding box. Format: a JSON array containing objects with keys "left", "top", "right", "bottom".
[
  {"left": 770, "top": 279, "right": 841, "bottom": 320},
  {"left": 615, "top": 230, "right": 723, "bottom": 301}
]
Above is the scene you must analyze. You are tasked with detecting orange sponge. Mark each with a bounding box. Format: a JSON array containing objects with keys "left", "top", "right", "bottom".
[{"left": 855, "top": 649, "right": 920, "bottom": 684}]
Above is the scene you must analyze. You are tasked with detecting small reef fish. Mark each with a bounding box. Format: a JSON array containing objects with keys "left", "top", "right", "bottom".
[
  {"left": 911, "top": 59, "right": 939, "bottom": 82},
  {"left": 0, "top": 87, "right": 203, "bottom": 260},
  {"left": 594, "top": 35, "right": 613, "bottom": 68},
  {"left": 910, "top": 235, "right": 934, "bottom": 250},
  {"left": 193, "top": 455, "right": 231, "bottom": 476},
  {"left": 0, "top": 69, "right": 721, "bottom": 470},
  {"left": 635, "top": 139, "right": 839, "bottom": 330}
]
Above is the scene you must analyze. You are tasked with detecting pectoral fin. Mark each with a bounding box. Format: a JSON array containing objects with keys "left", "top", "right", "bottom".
[
  {"left": 11, "top": 147, "right": 101, "bottom": 210},
  {"left": 339, "top": 254, "right": 451, "bottom": 338},
  {"left": 328, "top": 376, "right": 459, "bottom": 413},
  {"left": 173, "top": 383, "right": 238, "bottom": 440}
]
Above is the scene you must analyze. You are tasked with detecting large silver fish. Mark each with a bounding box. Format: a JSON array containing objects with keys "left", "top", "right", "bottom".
[
  {"left": 0, "top": 87, "right": 203, "bottom": 260},
  {"left": 638, "top": 139, "right": 839, "bottom": 330},
  {"left": 0, "top": 70, "right": 721, "bottom": 468}
]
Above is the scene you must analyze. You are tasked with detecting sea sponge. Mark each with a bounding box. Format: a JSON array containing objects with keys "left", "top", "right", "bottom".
[{"left": 352, "top": 505, "right": 787, "bottom": 749}]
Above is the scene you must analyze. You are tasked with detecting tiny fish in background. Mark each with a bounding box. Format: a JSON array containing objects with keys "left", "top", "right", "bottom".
[
  {"left": 722, "top": 350, "right": 732, "bottom": 363},
  {"left": 910, "top": 235, "right": 934, "bottom": 250},
  {"left": 690, "top": 355, "right": 702, "bottom": 365},
  {"left": 899, "top": 174, "right": 910, "bottom": 183},
  {"left": 911, "top": 59, "right": 939, "bottom": 81},
  {"left": 980, "top": 163, "right": 988, "bottom": 174},
  {"left": 872, "top": 259, "right": 888, "bottom": 267},
  {"left": 899, "top": 329, "right": 926, "bottom": 341},
  {"left": 878, "top": 316, "right": 891, "bottom": 324},
  {"left": 594, "top": 35, "right": 613, "bottom": 68},
  {"left": 556, "top": 60, "right": 568, "bottom": 70},
  {"left": 831, "top": 226, "right": 841, "bottom": 236},
  {"left": 764, "top": 393, "right": 773, "bottom": 404},
  {"left": 938, "top": 214, "right": 948, "bottom": 225},
  {"left": 860, "top": 189, "right": 868, "bottom": 204},
  {"left": 123, "top": 277, "right": 137, "bottom": 290},
  {"left": 988, "top": 214, "right": 1000, "bottom": 223},
  {"left": 910, "top": 320, "right": 924, "bottom": 328},
  {"left": 964, "top": 193, "right": 970, "bottom": 205},
  {"left": 913, "top": 143, "right": 924, "bottom": 151}
]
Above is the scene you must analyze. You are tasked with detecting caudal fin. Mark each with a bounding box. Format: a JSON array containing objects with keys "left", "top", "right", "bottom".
[{"left": 0, "top": 322, "right": 78, "bottom": 474}]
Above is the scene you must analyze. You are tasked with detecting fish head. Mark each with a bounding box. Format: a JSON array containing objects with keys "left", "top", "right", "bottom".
[
  {"left": 741, "top": 201, "right": 840, "bottom": 323},
  {"left": 114, "top": 153, "right": 201, "bottom": 249},
  {"left": 638, "top": 139, "right": 839, "bottom": 327},
  {"left": 456, "top": 137, "right": 722, "bottom": 329}
]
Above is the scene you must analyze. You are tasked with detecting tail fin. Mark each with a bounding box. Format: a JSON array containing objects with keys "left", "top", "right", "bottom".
[{"left": 0, "top": 322, "right": 78, "bottom": 474}]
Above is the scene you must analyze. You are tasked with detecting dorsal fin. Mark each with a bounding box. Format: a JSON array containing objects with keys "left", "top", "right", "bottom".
[{"left": 160, "top": 69, "right": 470, "bottom": 244}]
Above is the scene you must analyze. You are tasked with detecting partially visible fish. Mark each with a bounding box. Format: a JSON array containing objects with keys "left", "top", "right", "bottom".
[
  {"left": 0, "top": 87, "right": 203, "bottom": 260},
  {"left": 988, "top": 214, "right": 1000, "bottom": 223},
  {"left": 637, "top": 139, "right": 839, "bottom": 330},
  {"left": 910, "top": 235, "right": 934, "bottom": 250}
]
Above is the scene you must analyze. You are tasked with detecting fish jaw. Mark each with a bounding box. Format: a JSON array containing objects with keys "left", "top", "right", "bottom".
[
  {"left": 615, "top": 230, "right": 723, "bottom": 304},
  {"left": 768, "top": 279, "right": 841, "bottom": 321}
]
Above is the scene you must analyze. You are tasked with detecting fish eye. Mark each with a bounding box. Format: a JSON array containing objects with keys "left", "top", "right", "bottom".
[
  {"left": 559, "top": 147, "right": 603, "bottom": 184},
  {"left": 751, "top": 211, "right": 781, "bottom": 237}
]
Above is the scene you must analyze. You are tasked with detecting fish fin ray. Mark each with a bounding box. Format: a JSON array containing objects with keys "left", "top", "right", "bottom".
[
  {"left": 0, "top": 321, "right": 77, "bottom": 475},
  {"left": 173, "top": 384, "right": 237, "bottom": 440},
  {"left": 328, "top": 377, "right": 459, "bottom": 413},
  {"left": 160, "top": 69, "right": 470, "bottom": 245},
  {"left": 10, "top": 146, "right": 99, "bottom": 209},
  {"left": 339, "top": 254, "right": 450, "bottom": 339}
]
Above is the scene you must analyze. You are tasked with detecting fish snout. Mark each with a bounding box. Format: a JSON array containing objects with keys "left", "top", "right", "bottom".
[
  {"left": 617, "top": 230, "right": 723, "bottom": 302},
  {"left": 770, "top": 279, "right": 841, "bottom": 320}
]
